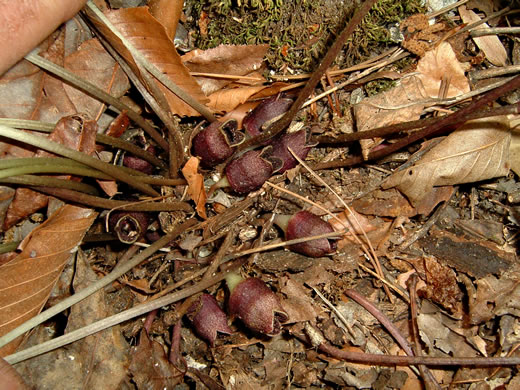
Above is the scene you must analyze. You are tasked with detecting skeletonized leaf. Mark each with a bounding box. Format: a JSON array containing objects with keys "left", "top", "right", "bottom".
[
  {"left": 90, "top": 7, "right": 209, "bottom": 117},
  {"left": 383, "top": 117, "right": 511, "bottom": 206},
  {"left": 0, "top": 205, "right": 97, "bottom": 356}
]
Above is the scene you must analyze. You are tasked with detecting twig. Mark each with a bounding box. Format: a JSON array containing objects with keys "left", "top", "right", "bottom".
[
  {"left": 470, "top": 65, "right": 520, "bottom": 81},
  {"left": 236, "top": 0, "right": 380, "bottom": 151},
  {"left": 0, "top": 124, "right": 159, "bottom": 196},
  {"left": 407, "top": 276, "right": 442, "bottom": 390},
  {"left": 471, "top": 26, "right": 520, "bottom": 37}
]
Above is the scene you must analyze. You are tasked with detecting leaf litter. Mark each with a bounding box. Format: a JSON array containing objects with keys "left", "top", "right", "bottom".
[{"left": 0, "top": 0, "right": 520, "bottom": 389}]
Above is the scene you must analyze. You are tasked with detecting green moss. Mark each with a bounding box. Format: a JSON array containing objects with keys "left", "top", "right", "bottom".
[
  {"left": 187, "top": 0, "right": 425, "bottom": 73},
  {"left": 364, "top": 79, "right": 397, "bottom": 96}
]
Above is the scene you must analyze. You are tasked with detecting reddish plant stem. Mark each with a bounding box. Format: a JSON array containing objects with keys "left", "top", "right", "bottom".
[
  {"left": 236, "top": 0, "right": 380, "bottom": 151},
  {"left": 295, "top": 326, "right": 520, "bottom": 366},
  {"left": 312, "top": 79, "right": 520, "bottom": 170},
  {"left": 314, "top": 103, "right": 520, "bottom": 145},
  {"left": 407, "top": 276, "right": 442, "bottom": 390}
]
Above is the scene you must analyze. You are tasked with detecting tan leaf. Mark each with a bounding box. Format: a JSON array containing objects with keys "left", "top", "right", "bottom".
[
  {"left": 0, "top": 205, "right": 97, "bottom": 356},
  {"left": 383, "top": 116, "right": 511, "bottom": 206},
  {"left": 182, "top": 44, "right": 269, "bottom": 95},
  {"left": 416, "top": 41, "right": 470, "bottom": 99},
  {"left": 207, "top": 85, "right": 268, "bottom": 112},
  {"left": 181, "top": 157, "right": 207, "bottom": 219},
  {"left": 91, "top": 7, "right": 209, "bottom": 117},
  {"left": 459, "top": 5, "right": 507, "bottom": 66}
]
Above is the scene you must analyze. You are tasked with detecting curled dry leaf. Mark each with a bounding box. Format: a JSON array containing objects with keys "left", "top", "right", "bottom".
[
  {"left": 182, "top": 44, "right": 269, "bottom": 95},
  {"left": 182, "top": 157, "right": 207, "bottom": 219},
  {"left": 415, "top": 41, "right": 470, "bottom": 99},
  {"left": 0, "top": 205, "right": 97, "bottom": 356},
  {"left": 458, "top": 5, "right": 507, "bottom": 67},
  {"left": 90, "top": 7, "right": 208, "bottom": 117},
  {"left": 383, "top": 116, "right": 511, "bottom": 206}
]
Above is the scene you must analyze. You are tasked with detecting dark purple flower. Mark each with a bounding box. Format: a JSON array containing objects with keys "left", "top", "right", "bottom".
[
  {"left": 271, "top": 129, "right": 316, "bottom": 173},
  {"left": 109, "top": 211, "right": 149, "bottom": 244},
  {"left": 192, "top": 119, "right": 244, "bottom": 167},
  {"left": 274, "top": 211, "right": 336, "bottom": 257},
  {"left": 219, "top": 148, "right": 282, "bottom": 194},
  {"left": 243, "top": 95, "right": 293, "bottom": 142},
  {"left": 227, "top": 276, "right": 288, "bottom": 336},
  {"left": 187, "top": 294, "right": 232, "bottom": 346}
]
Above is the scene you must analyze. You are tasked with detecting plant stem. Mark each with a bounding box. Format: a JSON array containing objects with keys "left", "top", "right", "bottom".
[
  {"left": 0, "top": 176, "right": 99, "bottom": 195},
  {"left": 32, "top": 187, "right": 192, "bottom": 212},
  {"left": 24, "top": 50, "right": 169, "bottom": 151},
  {"left": 0, "top": 118, "right": 167, "bottom": 169},
  {"left": 0, "top": 125, "right": 159, "bottom": 196}
]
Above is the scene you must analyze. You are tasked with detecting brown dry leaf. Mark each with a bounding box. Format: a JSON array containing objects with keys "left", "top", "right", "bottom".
[
  {"left": 415, "top": 41, "right": 470, "bottom": 99},
  {"left": 353, "top": 76, "right": 427, "bottom": 158},
  {"left": 2, "top": 188, "right": 48, "bottom": 232},
  {"left": 207, "top": 85, "right": 268, "bottom": 113},
  {"left": 148, "top": 0, "right": 182, "bottom": 40},
  {"left": 90, "top": 7, "right": 209, "bottom": 117},
  {"left": 63, "top": 38, "right": 130, "bottom": 120},
  {"left": 182, "top": 44, "right": 269, "bottom": 95},
  {"left": 0, "top": 205, "right": 97, "bottom": 356},
  {"left": 507, "top": 115, "right": 520, "bottom": 176},
  {"left": 181, "top": 157, "right": 207, "bottom": 219},
  {"left": 459, "top": 5, "right": 507, "bottom": 66},
  {"left": 15, "top": 250, "right": 129, "bottom": 389},
  {"left": 383, "top": 116, "right": 511, "bottom": 206},
  {"left": 129, "top": 328, "right": 184, "bottom": 389}
]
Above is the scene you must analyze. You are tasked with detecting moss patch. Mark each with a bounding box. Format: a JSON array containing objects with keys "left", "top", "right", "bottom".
[{"left": 187, "top": 0, "right": 425, "bottom": 73}]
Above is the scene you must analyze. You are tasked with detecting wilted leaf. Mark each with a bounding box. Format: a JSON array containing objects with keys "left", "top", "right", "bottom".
[
  {"left": 0, "top": 205, "right": 97, "bottom": 356},
  {"left": 207, "top": 85, "right": 268, "bottom": 113},
  {"left": 383, "top": 116, "right": 511, "bottom": 206},
  {"left": 181, "top": 157, "right": 207, "bottom": 219},
  {"left": 129, "top": 329, "right": 184, "bottom": 390},
  {"left": 459, "top": 5, "right": 507, "bottom": 66},
  {"left": 2, "top": 188, "right": 48, "bottom": 231},
  {"left": 416, "top": 41, "right": 470, "bottom": 98},
  {"left": 90, "top": 7, "right": 209, "bottom": 117},
  {"left": 182, "top": 44, "right": 269, "bottom": 95},
  {"left": 63, "top": 38, "right": 130, "bottom": 120}
]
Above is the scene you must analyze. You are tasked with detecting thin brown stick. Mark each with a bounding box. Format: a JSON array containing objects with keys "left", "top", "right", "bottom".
[
  {"left": 407, "top": 276, "right": 442, "bottom": 390},
  {"left": 236, "top": 0, "right": 380, "bottom": 151}
]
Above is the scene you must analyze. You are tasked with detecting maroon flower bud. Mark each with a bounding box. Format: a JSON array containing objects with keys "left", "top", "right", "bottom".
[
  {"left": 192, "top": 119, "right": 244, "bottom": 167},
  {"left": 108, "top": 211, "right": 150, "bottom": 244},
  {"left": 274, "top": 211, "right": 336, "bottom": 257},
  {"left": 216, "top": 148, "right": 282, "bottom": 194},
  {"left": 243, "top": 95, "right": 293, "bottom": 141},
  {"left": 123, "top": 155, "right": 154, "bottom": 174},
  {"left": 271, "top": 129, "right": 316, "bottom": 173},
  {"left": 226, "top": 275, "right": 288, "bottom": 336},
  {"left": 186, "top": 294, "right": 232, "bottom": 346}
]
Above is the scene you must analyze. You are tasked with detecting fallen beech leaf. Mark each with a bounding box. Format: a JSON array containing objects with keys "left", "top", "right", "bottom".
[
  {"left": 0, "top": 205, "right": 97, "bottom": 356},
  {"left": 207, "top": 85, "right": 268, "bottom": 112},
  {"left": 416, "top": 41, "right": 470, "bottom": 99},
  {"left": 148, "top": 0, "right": 182, "bottom": 40},
  {"left": 182, "top": 157, "right": 207, "bottom": 219},
  {"left": 90, "top": 7, "right": 209, "bottom": 117},
  {"left": 182, "top": 44, "right": 269, "bottom": 95},
  {"left": 459, "top": 5, "right": 507, "bottom": 66},
  {"left": 63, "top": 39, "right": 130, "bottom": 120},
  {"left": 383, "top": 116, "right": 511, "bottom": 206}
]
